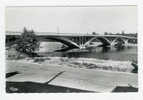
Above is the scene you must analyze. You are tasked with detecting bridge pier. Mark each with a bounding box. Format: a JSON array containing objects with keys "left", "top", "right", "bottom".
[{"left": 124, "top": 40, "right": 129, "bottom": 46}]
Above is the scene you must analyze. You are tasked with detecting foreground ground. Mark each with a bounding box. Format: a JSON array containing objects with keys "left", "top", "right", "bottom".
[{"left": 6, "top": 57, "right": 138, "bottom": 93}]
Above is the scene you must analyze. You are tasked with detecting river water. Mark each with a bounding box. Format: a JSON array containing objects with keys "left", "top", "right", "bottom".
[{"left": 38, "top": 42, "right": 137, "bottom": 62}]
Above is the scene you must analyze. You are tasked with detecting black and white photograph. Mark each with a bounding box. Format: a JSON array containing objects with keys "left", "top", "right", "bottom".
[{"left": 5, "top": 6, "right": 138, "bottom": 93}]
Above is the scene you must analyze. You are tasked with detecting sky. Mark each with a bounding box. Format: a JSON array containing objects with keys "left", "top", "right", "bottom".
[{"left": 6, "top": 6, "right": 137, "bottom": 34}]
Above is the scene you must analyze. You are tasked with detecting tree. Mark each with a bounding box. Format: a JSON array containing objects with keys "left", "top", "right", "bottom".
[
  {"left": 104, "top": 32, "right": 108, "bottom": 35},
  {"left": 92, "top": 32, "right": 97, "bottom": 35},
  {"left": 15, "top": 27, "right": 39, "bottom": 57}
]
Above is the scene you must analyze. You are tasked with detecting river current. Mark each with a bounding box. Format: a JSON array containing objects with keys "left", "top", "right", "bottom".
[{"left": 38, "top": 42, "right": 137, "bottom": 62}]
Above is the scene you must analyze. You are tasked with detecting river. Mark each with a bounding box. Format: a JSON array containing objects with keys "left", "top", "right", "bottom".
[{"left": 38, "top": 42, "right": 137, "bottom": 62}]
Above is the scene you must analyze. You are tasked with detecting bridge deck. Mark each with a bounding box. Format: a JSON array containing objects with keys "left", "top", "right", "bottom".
[{"left": 6, "top": 32, "right": 136, "bottom": 39}]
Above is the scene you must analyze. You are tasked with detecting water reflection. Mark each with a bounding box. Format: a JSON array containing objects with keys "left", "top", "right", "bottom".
[
  {"left": 61, "top": 46, "right": 137, "bottom": 61},
  {"left": 102, "top": 46, "right": 110, "bottom": 53},
  {"left": 62, "top": 46, "right": 117, "bottom": 57},
  {"left": 39, "top": 42, "right": 137, "bottom": 61}
]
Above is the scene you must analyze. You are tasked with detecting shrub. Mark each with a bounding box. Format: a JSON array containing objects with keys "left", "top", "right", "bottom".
[{"left": 33, "top": 57, "right": 45, "bottom": 63}]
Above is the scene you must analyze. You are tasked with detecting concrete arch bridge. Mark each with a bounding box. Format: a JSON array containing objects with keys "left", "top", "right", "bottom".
[
  {"left": 6, "top": 32, "right": 137, "bottom": 50},
  {"left": 37, "top": 34, "right": 137, "bottom": 50}
]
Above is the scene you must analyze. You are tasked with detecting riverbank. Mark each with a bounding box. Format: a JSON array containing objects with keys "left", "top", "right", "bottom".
[
  {"left": 6, "top": 46, "right": 137, "bottom": 73},
  {"left": 9, "top": 56, "right": 135, "bottom": 73}
]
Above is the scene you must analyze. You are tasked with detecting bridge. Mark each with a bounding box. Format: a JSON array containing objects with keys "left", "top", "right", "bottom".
[{"left": 6, "top": 31, "right": 137, "bottom": 51}]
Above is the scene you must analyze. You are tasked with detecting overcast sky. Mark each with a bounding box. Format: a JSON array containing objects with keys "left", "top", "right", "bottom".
[{"left": 6, "top": 6, "right": 137, "bottom": 34}]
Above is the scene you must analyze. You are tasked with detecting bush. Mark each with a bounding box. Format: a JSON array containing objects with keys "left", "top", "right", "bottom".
[
  {"left": 6, "top": 48, "right": 27, "bottom": 60},
  {"left": 33, "top": 57, "right": 45, "bottom": 63}
]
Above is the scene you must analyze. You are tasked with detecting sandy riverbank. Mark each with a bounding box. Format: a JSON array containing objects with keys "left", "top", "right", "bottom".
[{"left": 12, "top": 56, "right": 135, "bottom": 73}]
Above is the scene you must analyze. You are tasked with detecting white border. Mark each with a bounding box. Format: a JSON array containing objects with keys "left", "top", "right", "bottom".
[{"left": 0, "top": 0, "right": 143, "bottom": 100}]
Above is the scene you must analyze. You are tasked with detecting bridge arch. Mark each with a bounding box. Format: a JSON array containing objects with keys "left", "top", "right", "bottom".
[
  {"left": 84, "top": 37, "right": 111, "bottom": 47},
  {"left": 40, "top": 36, "right": 80, "bottom": 49},
  {"left": 111, "top": 37, "right": 128, "bottom": 46}
]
